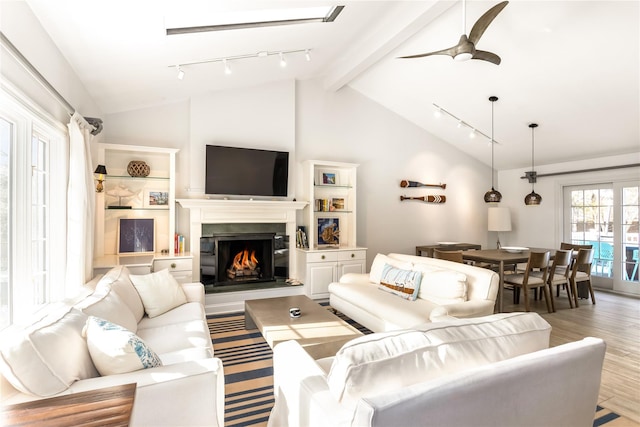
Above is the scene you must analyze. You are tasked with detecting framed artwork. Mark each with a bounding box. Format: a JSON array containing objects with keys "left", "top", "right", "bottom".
[
  {"left": 330, "top": 197, "right": 347, "bottom": 211},
  {"left": 145, "top": 190, "right": 169, "bottom": 208},
  {"left": 316, "top": 169, "right": 339, "bottom": 186},
  {"left": 117, "top": 218, "right": 155, "bottom": 254},
  {"left": 317, "top": 217, "right": 340, "bottom": 246}
]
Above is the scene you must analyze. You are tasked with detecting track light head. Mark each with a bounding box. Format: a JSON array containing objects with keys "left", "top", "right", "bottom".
[
  {"left": 305, "top": 49, "right": 311, "bottom": 61},
  {"left": 176, "top": 66, "right": 185, "bottom": 80},
  {"left": 223, "top": 58, "right": 232, "bottom": 75},
  {"left": 279, "top": 52, "right": 287, "bottom": 67}
]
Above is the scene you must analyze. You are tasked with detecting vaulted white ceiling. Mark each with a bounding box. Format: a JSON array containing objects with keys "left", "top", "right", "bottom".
[{"left": 21, "top": 0, "right": 640, "bottom": 170}]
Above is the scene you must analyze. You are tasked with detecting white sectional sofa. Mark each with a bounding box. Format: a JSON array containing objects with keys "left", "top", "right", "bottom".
[
  {"left": 329, "top": 253, "right": 500, "bottom": 332},
  {"left": 268, "top": 312, "right": 607, "bottom": 427},
  {"left": 0, "top": 266, "right": 224, "bottom": 427}
]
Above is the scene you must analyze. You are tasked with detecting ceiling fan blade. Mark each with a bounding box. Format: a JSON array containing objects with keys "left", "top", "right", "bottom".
[
  {"left": 398, "top": 45, "right": 458, "bottom": 59},
  {"left": 472, "top": 50, "right": 501, "bottom": 65},
  {"left": 468, "top": 1, "right": 509, "bottom": 45}
]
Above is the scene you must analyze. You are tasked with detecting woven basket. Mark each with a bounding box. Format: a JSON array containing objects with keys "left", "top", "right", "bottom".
[{"left": 127, "top": 160, "right": 150, "bottom": 177}]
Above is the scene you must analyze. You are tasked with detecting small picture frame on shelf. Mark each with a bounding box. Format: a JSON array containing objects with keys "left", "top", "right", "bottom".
[
  {"left": 316, "top": 169, "right": 339, "bottom": 186},
  {"left": 317, "top": 217, "right": 340, "bottom": 247},
  {"left": 330, "top": 197, "right": 347, "bottom": 211},
  {"left": 145, "top": 190, "right": 169, "bottom": 208},
  {"left": 117, "top": 218, "right": 155, "bottom": 254}
]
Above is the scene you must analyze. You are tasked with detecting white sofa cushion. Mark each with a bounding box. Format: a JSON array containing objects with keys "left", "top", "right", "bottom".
[
  {"left": 0, "top": 305, "right": 98, "bottom": 396},
  {"left": 84, "top": 316, "right": 163, "bottom": 376},
  {"left": 378, "top": 264, "right": 423, "bottom": 300},
  {"left": 326, "top": 312, "right": 551, "bottom": 404},
  {"left": 130, "top": 269, "right": 187, "bottom": 318},
  {"left": 75, "top": 283, "right": 138, "bottom": 332},
  {"left": 414, "top": 267, "right": 468, "bottom": 304},
  {"left": 98, "top": 266, "right": 145, "bottom": 322},
  {"left": 369, "top": 254, "right": 412, "bottom": 284}
]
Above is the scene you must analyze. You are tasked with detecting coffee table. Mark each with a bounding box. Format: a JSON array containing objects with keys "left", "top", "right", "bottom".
[{"left": 245, "top": 295, "right": 363, "bottom": 359}]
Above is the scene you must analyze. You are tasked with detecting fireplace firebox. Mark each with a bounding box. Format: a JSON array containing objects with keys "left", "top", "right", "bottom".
[{"left": 200, "top": 232, "right": 288, "bottom": 287}]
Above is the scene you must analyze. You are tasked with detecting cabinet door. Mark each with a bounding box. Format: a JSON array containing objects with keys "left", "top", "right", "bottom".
[
  {"left": 307, "top": 263, "right": 337, "bottom": 297},
  {"left": 338, "top": 260, "right": 365, "bottom": 278}
]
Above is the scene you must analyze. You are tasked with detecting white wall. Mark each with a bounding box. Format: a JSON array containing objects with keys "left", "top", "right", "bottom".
[
  {"left": 296, "top": 79, "right": 492, "bottom": 261},
  {"left": 0, "top": 2, "right": 101, "bottom": 122},
  {"left": 497, "top": 153, "right": 640, "bottom": 249}
]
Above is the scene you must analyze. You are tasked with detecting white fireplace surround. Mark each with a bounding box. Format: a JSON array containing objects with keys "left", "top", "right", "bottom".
[{"left": 176, "top": 199, "right": 307, "bottom": 283}]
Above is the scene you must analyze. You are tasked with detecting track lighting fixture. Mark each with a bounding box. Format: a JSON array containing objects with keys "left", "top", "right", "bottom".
[
  {"left": 484, "top": 96, "right": 502, "bottom": 203},
  {"left": 432, "top": 103, "right": 496, "bottom": 143},
  {"left": 170, "top": 48, "right": 311, "bottom": 77}
]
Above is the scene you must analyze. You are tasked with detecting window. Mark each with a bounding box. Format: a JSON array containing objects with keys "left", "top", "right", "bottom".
[
  {"left": 564, "top": 180, "right": 640, "bottom": 296},
  {"left": 0, "top": 86, "right": 67, "bottom": 329}
]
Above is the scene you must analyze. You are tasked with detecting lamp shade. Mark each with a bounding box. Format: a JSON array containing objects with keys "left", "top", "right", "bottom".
[
  {"left": 94, "top": 165, "right": 107, "bottom": 175},
  {"left": 488, "top": 207, "right": 512, "bottom": 232}
]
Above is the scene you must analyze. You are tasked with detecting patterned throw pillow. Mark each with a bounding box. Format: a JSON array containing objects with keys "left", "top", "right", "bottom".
[
  {"left": 84, "top": 316, "right": 162, "bottom": 376},
  {"left": 378, "top": 264, "right": 423, "bottom": 301}
]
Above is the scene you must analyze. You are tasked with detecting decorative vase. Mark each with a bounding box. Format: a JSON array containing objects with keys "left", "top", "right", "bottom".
[{"left": 127, "top": 160, "right": 150, "bottom": 177}]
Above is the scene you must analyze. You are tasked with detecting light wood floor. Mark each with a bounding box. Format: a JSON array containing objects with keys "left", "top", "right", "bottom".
[{"left": 501, "top": 287, "right": 640, "bottom": 423}]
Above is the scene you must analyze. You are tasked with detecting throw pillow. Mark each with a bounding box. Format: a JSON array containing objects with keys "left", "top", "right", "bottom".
[
  {"left": 369, "top": 254, "right": 413, "bottom": 284},
  {"left": 84, "top": 316, "right": 162, "bottom": 376},
  {"left": 129, "top": 269, "right": 187, "bottom": 318},
  {"left": 415, "top": 268, "right": 468, "bottom": 304},
  {"left": 327, "top": 312, "right": 552, "bottom": 405},
  {"left": 75, "top": 283, "right": 138, "bottom": 332},
  {"left": 0, "top": 305, "right": 99, "bottom": 397},
  {"left": 377, "top": 264, "right": 423, "bottom": 301}
]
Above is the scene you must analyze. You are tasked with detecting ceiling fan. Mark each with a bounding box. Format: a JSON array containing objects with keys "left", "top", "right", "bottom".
[{"left": 399, "top": 0, "right": 508, "bottom": 65}]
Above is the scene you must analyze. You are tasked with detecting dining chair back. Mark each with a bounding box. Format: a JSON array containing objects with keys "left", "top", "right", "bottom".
[
  {"left": 433, "top": 249, "right": 464, "bottom": 263},
  {"left": 545, "top": 249, "right": 573, "bottom": 311},
  {"left": 570, "top": 248, "right": 596, "bottom": 307},
  {"left": 504, "top": 251, "right": 552, "bottom": 313}
]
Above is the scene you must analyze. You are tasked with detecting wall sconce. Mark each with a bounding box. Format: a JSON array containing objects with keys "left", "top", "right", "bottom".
[{"left": 94, "top": 165, "right": 107, "bottom": 192}]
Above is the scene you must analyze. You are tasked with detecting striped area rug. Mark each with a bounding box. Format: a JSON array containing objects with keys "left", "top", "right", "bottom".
[{"left": 208, "top": 309, "right": 631, "bottom": 427}]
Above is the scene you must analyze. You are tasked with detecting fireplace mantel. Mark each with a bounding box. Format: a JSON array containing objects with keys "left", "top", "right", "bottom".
[
  {"left": 176, "top": 199, "right": 307, "bottom": 289},
  {"left": 176, "top": 199, "right": 307, "bottom": 224}
]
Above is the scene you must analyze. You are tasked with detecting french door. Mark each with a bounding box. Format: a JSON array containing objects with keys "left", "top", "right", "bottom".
[{"left": 564, "top": 181, "right": 640, "bottom": 295}]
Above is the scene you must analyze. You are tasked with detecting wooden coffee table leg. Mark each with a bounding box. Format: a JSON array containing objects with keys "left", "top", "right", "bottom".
[{"left": 245, "top": 309, "right": 257, "bottom": 330}]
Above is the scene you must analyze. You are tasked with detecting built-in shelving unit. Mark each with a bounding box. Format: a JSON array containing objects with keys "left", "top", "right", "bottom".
[
  {"left": 297, "top": 160, "right": 367, "bottom": 298},
  {"left": 93, "top": 143, "right": 192, "bottom": 278}
]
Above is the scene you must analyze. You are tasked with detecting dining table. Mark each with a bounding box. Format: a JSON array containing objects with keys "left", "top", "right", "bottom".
[{"left": 462, "top": 247, "right": 555, "bottom": 313}]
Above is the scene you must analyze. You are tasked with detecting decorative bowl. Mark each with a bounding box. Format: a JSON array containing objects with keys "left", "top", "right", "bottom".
[
  {"left": 501, "top": 246, "right": 529, "bottom": 253},
  {"left": 127, "top": 160, "right": 150, "bottom": 177}
]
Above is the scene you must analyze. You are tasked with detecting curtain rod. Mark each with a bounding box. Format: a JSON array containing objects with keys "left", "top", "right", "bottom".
[
  {"left": 521, "top": 163, "right": 640, "bottom": 182},
  {"left": 0, "top": 31, "right": 103, "bottom": 135}
]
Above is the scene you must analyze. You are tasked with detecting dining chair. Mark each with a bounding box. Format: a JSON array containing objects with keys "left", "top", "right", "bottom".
[
  {"left": 503, "top": 251, "right": 552, "bottom": 313},
  {"left": 570, "top": 248, "right": 596, "bottom": 307},
  {"left": 531, "top": 249, "right": 573, "bottom": 311},
  {"left": 433, "top": 249, "right": 463, "bottom": 263}
]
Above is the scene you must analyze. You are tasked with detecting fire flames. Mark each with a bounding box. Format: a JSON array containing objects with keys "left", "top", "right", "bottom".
[{"left": 232, "top": 249, "right": 259, "bottom": 271}]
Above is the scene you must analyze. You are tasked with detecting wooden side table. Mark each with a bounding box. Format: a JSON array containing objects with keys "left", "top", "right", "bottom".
[
  {"left": 1, "top": 383, "right": 136, "bottom": 427},
  {"left": 416, "top": 243, "right": 481, "bottom": 257}
]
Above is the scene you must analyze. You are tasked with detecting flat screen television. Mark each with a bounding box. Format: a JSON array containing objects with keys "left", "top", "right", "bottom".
[{"left": 205, "top": 145, "right": 289, "bottom": 197}]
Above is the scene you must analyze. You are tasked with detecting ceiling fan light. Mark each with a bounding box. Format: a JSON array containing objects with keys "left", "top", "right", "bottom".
[{"left": 454, "top": 52, "right": 472, "bottom": 61}]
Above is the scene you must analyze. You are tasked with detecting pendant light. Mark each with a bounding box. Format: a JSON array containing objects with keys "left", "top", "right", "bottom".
[
  {"left": 484, "top": 96, "right": 502, "bottom": 203},
  {"left": 524, "top": 123, "right": 542, "bottom": 205}
]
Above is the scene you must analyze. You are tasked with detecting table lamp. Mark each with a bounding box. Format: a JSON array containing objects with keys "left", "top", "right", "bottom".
[{"left": 488, "top": 207, "right": 511, "bottom": 249}]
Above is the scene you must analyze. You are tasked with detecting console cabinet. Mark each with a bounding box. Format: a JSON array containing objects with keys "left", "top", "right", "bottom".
[{"left": 297, "top": 160, "right": 367, "bottom": 299}]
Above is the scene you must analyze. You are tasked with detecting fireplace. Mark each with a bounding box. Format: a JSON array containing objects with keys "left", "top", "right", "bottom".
[{"left": 200, "top": 231, "right": 288, "bottom": 287}]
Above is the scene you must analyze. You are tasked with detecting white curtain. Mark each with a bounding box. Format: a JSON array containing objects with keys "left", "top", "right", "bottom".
[{"left": 66, "top": 112, "right": 95, "bottom": 287}]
